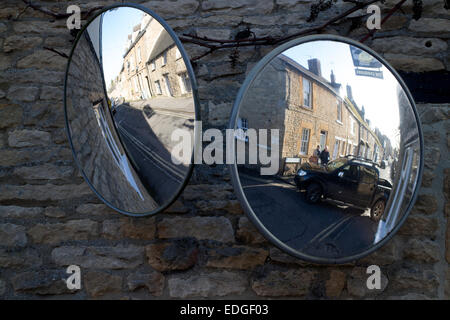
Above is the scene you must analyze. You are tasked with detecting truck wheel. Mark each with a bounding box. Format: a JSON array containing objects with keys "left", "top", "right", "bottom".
[
  {"left": 371, "top": 199, "right": 385, "bottom": 221},
  {"left": 305, "top": 183, "right": 322, "bottom": 204}
]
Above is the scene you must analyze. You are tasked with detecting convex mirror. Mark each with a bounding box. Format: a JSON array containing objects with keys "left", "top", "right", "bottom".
[
  {"left": 65, "top": 4, "right": 199, "bottom": 216},
  {"left": 229, "top": 35, "right": 423, "bottom": 264}
]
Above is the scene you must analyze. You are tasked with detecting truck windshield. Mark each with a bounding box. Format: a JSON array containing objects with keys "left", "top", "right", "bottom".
[{"left": 326, "top": 159, "right": 347, "bottom": 172}]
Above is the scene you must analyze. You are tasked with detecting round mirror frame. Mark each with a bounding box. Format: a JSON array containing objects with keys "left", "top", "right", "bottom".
[
  {"left": 228, "top": 34, "right": 424, "bottom": 264},
  {"left": 63, "top": 3, "right": 201, "bottom": 217}
]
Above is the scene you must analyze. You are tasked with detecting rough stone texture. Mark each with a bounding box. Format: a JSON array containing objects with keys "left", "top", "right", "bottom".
[
  {"left": 325, "top": 270, "right": 346, "bottom": 299},
  {"left": 168, "top": 271, "right": 247, "bottom": 298},
  {"left": 0, "top": 103, "right": 22, "bottom": 129},
  {"left": 0, "top": 224, "right": 27, "bottom": 247},
  {"left": 372, "top": 37, "right": 448, "bottom": 56},
  {"left": 0, "top": 0, "right": 449, "bottom": 301},
  {"left": 51, "top": 246, "right": 144, "bottom": 269},
  {"left": 146, "top": 239, "right": 199, "bottom": 272},
  {"left": 0, "top": 183, "right": 92, "bottom": 201},
  {"left": 403, "top": 238, "right": 440, "bottom": 263},
  {"left": 409, "top": 18, "right": 450, "bottom": 34},
  {"left": 8, "top": 129, "right": 51, "bottom": 147},
  {"left": 236, "top": 217, "right": 267, "bottom": 244},
  {"left": 84, "top": 271, "right": 122, "bottom": 298},
  {"left": 126, "top": 271, "right": 165, "bottom": 296},
  {"left": 252, "top": 269, "right": 316, "bottom": 297},
  {"left": 206, "top": 246, "right": 268, "bottom": 270},
  {"left": 158, "top": 216, "right": 235, "bottom": 243},
  {"left": 6, "top": 86, "right": 39, "bottom": 102},
  {"left": 0, "top": 248, "right": 42, "bottom": 269},
  {"left": 14, "top": 164, "right": 73, "bottom": 180},
  {"left": 3, "top": 35, "right": 42, "bottom": 53},
  {"left": 28, "top": 220, "right": 98, "bottom": 244},
  {"left": 347, "top": 267, "right": 389, "bottom": 298},
  {"left": 0, "top": 279, "right": 5, "bottom": 296},
  {"left": 382, "top": 53, "right": 445, "bottom": 72},
  {"left": 12, "top": 270, "right": 74, "bottom": 295},
  {"left": 0, "top": 206, "right": 43, "bottom": 218}
]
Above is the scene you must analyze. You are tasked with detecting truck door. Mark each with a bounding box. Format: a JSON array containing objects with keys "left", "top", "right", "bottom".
[
  {"left": 357, "top": 166, "right": 378, "bottom": 207},
  {"left": 330, "top": 164, "right": 359, "bottom": 203}
]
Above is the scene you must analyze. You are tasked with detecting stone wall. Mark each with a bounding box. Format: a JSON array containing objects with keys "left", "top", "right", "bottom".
[
  {"left": 0, "top": 0, "right": 449, "bottom": 299},
  {"left": 66, "top": 29, "right": 157, "bottom": 213}
]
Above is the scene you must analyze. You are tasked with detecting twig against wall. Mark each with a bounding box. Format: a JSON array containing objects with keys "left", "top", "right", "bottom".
[
  {"left": 180, "top": 0, "right": 400, "bottom": 61},
  {"left": 20, "top": 0, "right": 418, "bottom": 63},
  {"left": 43, "top": 46, "right": 69, "bottom": 59},
  {"left": 21, "top": 0, "right": 103, "bottom": 20}
]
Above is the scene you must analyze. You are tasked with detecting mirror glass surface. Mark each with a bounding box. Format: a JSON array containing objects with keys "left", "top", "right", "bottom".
[
  {"left": 65, "top": 6, "right": 196, "bottom": 215},
  {"left": 231, "top": 38, "right": 422, "bottom": 263}
]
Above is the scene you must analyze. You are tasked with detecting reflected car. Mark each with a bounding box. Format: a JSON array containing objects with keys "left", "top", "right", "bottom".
[
  {"left": 294, "top": 156, "right": 392, "bottom": 221},
  {"left": 143, "top": 105, "right": 155, "bottom": 118}
]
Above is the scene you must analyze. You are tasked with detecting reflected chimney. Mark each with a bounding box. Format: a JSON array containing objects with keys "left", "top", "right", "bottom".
[
  {"left": 330, "top": 70, "right": 336, "bottom": 84},
  {"left": 346, "top": 84, "right": 353, "bottom": 101},
  {"left": 308, "top": 58, "right": 322, "bottom": 77}
]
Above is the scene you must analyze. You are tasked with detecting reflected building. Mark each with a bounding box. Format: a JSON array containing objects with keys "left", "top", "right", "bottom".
[
  {"left": 109, "top": 15, "right": 192, "bottom": 101},
  {"left": 239, "top": 54, "right": 385, "bottom": 175}
]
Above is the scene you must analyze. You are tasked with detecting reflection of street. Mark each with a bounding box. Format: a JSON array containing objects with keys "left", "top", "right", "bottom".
[
  {"left": 378, "top": 160, "right": 392, "bottom": 182},
  {"left": 113, "top": 98, "right": 193, "bottom": 205},
  {"left": 240, "top": 170, "right": 378, "bottom": 259}
]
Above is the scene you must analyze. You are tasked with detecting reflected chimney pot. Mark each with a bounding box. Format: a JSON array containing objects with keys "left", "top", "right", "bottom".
[{"left": 308, "top": 58, "right": 322, "bottom": 77}]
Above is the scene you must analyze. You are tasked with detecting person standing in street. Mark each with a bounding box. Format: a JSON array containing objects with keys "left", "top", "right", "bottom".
[
  {"left": 309, "top": 145, "right": 321, "bottom": 164},
  {"left": 320, "top": 146, "right": 330, "bottom": 166}
]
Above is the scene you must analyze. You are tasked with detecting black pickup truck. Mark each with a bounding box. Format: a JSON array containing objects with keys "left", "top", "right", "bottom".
[{"left": 294, "top": 156, "right": 392, "bottom": 221}]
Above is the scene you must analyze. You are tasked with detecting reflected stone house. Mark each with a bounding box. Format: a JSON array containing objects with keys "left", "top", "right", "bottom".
[
  {"left": 239, "top": 55, "right": 384, "bottom": 175},
  {"left": 110, "top": 15, "right": 192, "bottom": 101}
]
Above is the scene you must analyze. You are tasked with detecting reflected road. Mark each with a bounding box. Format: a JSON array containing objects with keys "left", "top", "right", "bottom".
[
  {"left": 113, "top": 100, "right": 193, "bottom": 206},
  {"left": 240, "top": 171, "right": 378, "bottom": 259}
]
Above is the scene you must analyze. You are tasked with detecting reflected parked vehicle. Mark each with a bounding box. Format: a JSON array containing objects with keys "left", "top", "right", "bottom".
[{"left": 294, "top": 156, "right": 392, "bottom": 221}]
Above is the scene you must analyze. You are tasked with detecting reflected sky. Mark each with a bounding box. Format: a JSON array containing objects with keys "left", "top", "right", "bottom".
[
  {"left": 102, "top": 7, "right": 145, "bottom": 87},
  {"left": 285, "top": 41, "right": 400, "bottom": 147}
]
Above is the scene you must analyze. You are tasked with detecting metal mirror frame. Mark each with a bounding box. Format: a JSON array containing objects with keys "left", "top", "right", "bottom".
[
  {"left": 228, "top": 34, "right": 424, "bottom": 264},
  {"left": 63, "top": 3, "right": 201, "bottom": 217}
]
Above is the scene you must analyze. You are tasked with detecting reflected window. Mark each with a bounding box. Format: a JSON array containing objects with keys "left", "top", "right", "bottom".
[
  {"left": 320, "top": 130, "right": 327, "bottom": 150},
  {"left": 178, "top": 72, "right": 192, "bottom": 94},
  {"left": 303, "top": 77, "right": 312, "bottom": 108},
  {"left": 333, "top": 140, "right": 339, "bottom": 159},
  {"left": 341, "top": 164, "right": 359, "bottom": 180},
  {"left": 163, "top": 74, "right": 172, "bottom": 96},
  {"left": 162, "top": 52, "right": 167, "bottom": 66},
  {"left": 151, "top": 61, "right": 156, "bottom": 71},
  {"left": 237, "top": 118, "right": 249, "bottom": 142},
  {"left": 327, "top": 159, "right": 347, "bottom": 171},
  {"left": 175, "top": 48, "right": 182, "bottom": 60},
  {"left": 350, "top": 117, "right": 355, "bottom": 135},
  {"left": 337, "top": 101, "right": 342, "bottom": 122},
  {"left": 361, "top": 166, "right": 377, "bottom": 184},
  {"left": 155, "top": 80, "right": 162, "bottom": 95},
  {"left": 138, "top": 47, "right": 142, "bottom": 63},
  {"left": 300, "top": 128, "right": 310, "bottom": 155}
]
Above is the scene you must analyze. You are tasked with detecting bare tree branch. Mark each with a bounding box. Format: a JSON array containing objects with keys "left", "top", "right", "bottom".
[
  {"left": 43, "top": 46, "right": 69, "bottom": 59},
  {"left": 21, "top": 0, "right": 103, "bottom": 20},
  {"left": 181, "top": 0, "right": 382, "bottom": 61}
]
